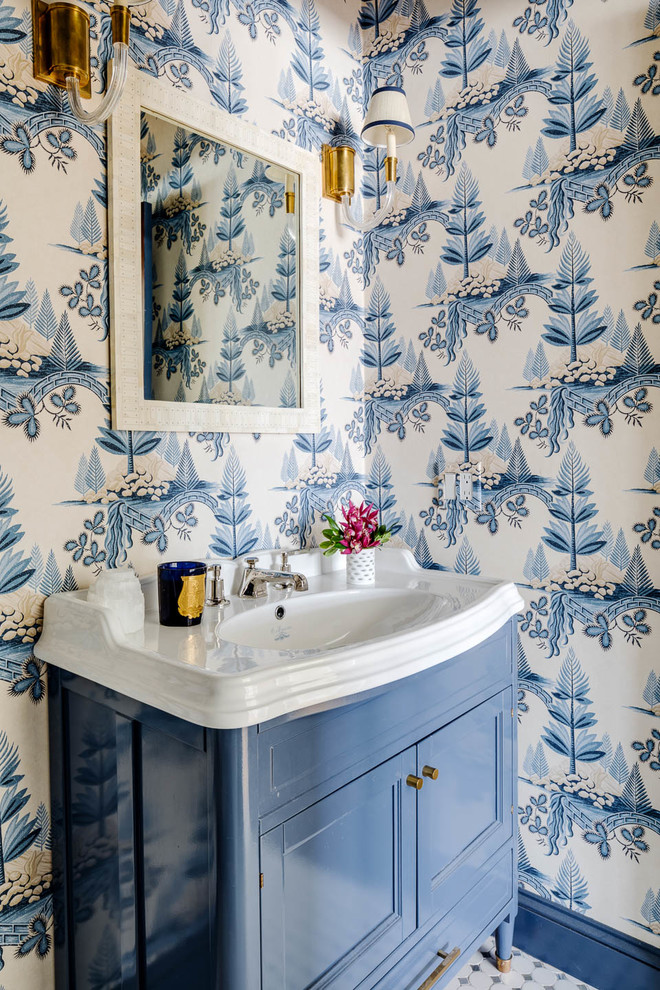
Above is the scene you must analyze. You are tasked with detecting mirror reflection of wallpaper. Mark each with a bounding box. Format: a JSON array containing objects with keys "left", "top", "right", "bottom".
[{"left": 140, "top": 112, "right": 299, "bottom": 408}]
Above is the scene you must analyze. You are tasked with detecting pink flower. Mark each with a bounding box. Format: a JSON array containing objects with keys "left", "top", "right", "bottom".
[
  {"left": 337, "top": 500, "right": 379, "bottom": 553},
  {"left": 321, "top": 500, "right": 390, "bottom": 558}
]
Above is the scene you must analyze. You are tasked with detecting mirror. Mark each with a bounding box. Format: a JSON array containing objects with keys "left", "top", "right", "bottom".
[
  {"left": 142, "top": 113, "right": 301, "bottom": 408},
  {"left": 109, "top": 71, "right": 320, "bottom": 433}
]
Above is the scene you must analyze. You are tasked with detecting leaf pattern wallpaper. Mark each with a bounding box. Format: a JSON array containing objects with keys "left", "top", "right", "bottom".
[{"left": 0, "top": 0, "right": 658, "bottom": 986}]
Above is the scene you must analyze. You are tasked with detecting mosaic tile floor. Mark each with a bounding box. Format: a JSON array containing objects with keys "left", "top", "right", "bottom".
[{"left": 444, "top": 937, "right": 597, "bottom": 990}]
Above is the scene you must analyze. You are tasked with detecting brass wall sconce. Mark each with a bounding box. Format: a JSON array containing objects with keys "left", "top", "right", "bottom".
[
  {"left": 322, "top": 145, "right": 357, "bottom": 203},
  {"left": 285, "top": 173, "right": 296, "bottom": 214},
  {"left": 32, "top": 0, "right": 131, "bottom": 124},
  {"left": 322, "top": 85, "right": 414, "bottom": 232}
]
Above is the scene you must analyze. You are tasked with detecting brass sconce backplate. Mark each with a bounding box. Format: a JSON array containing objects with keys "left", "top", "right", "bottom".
[
  {"left": 322, "top": 144, "right": 356, "bottom": 203},
  {"left": 32, "top": 0, "right": 92, "bottom": 99}
]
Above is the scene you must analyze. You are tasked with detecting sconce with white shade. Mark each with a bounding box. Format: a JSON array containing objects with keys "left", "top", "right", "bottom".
[
  {"left": 322, "top": 85, "right": 415, "bottom": 232},
  {"left": 32, "top": 0, "right": 132, "bottom": 124}
]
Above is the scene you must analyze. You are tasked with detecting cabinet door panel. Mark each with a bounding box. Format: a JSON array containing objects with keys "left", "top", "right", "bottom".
[
  {"left": 417, "top": 690, "right": 513, "bottom": 926},
  {"left": 261, "top": 750, "right": 416, "bottom": 990}
]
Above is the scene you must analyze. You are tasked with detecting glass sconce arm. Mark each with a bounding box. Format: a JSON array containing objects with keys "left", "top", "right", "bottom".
[
  {"left": 66, "top": 42, "right": 129, "bottom": 125},
  {"left": 340, "top": 180, "right": 396, "bottom": 233}
]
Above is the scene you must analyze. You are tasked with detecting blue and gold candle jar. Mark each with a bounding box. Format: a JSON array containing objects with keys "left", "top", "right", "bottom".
[{"left": 157, "top": 561, "right": 207, "bottom": 626}]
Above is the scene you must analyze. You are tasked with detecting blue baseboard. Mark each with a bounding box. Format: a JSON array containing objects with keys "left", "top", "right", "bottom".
[{"left": 514, "top": 890, "right": 660, "bottom": 990}]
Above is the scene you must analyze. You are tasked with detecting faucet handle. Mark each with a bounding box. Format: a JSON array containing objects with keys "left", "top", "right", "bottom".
[
  {"left": 245, "top": 557, "right": 259, "bottom": 568},
  {"left": 280, "top": 552, "right": 291, "bottom": 573},
  {"left": 206, "top": 563, "right": 229, "bottom": 607}
]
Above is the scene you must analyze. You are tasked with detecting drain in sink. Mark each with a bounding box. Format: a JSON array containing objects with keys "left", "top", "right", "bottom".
[{"left": 275, "top": 605, "right": 286, "bottom": 620}]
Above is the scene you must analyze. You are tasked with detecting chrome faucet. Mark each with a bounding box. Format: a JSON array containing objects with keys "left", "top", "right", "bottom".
[{"left": 238, "top": 556, "right": 308, "bottom": 599}]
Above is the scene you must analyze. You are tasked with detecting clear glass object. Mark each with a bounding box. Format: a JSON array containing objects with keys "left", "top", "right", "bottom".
[
  {"left": 340, "top": 180, "right": 396, "bottom": 233},
  {"left": 87, "top": 566, "right": 145, "bottom": 635},
  {"left": 66, "top": 43, "right": 129, "bottom": 125}
]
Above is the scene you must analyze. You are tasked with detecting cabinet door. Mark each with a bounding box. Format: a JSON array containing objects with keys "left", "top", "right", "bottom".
[
  {"left": 417, "top": 690, "right": 513, "bottom": 926},
  {"left": 260, "top": 749, "right": 416, "bottom": 990}
]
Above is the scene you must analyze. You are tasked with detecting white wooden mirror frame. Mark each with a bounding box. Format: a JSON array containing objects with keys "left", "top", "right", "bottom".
[{"left": 108, "top": 69, "right": 320, "bottom": 433}]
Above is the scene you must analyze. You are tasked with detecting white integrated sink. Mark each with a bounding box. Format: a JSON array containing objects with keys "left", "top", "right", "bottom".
[
  {"left": 219, "top": 587, "right": 449, "bottom": 652},
  {"left": 35, "top": 548, "right": 523, "bottom": 729}
]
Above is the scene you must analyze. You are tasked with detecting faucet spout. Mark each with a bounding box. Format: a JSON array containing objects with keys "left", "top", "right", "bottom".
[{"left": 238, "top": 558, "right": 308, "bottom": 599}]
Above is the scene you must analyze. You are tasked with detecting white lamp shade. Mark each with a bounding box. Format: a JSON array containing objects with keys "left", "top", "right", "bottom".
[{"left": 360, "top": 86, "right": 415, "bottom": 148}]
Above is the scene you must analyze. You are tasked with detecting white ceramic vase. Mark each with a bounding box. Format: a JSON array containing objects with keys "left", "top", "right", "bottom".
[{"left": 346, "top": 548, "right": 376, "bottom": 586}]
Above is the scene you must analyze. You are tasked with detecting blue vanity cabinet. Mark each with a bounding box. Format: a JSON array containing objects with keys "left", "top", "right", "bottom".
[
  {"left": 47, "top": 619, "right": 517, "bottom": 990},
  {"left": 259, "top": 686, "right": 515, "bottom": 990}
]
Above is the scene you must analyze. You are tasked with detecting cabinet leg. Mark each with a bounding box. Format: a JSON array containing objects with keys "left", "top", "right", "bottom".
[{"left": 495, "top": 915, "right": 514, "bottom": 973}]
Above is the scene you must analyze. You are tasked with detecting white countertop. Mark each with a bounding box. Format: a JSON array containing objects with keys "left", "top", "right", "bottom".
[{"left": 35, "top": 549, "right": 523, "bottom": 729}]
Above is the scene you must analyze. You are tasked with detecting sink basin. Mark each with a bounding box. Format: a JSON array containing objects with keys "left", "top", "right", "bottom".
[
  {"left": 35, "top": 548, "right": 524, "bottom": 728},
  {"left": 219, "top": 587, "right": 448, "bottom": 652}
]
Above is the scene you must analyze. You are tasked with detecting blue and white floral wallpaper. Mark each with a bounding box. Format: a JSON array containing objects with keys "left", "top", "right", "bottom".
[{"left": 0, "top": 1, "right": 658, "bottom": 987}]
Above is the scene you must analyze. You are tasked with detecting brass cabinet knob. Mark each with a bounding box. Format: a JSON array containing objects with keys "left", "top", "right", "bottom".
[
  {"left": 406, "top": 774, "right": 424, "bottom": 790},
  {"left": 422, "top": 765, "right": 439, "bottom": 780}
]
